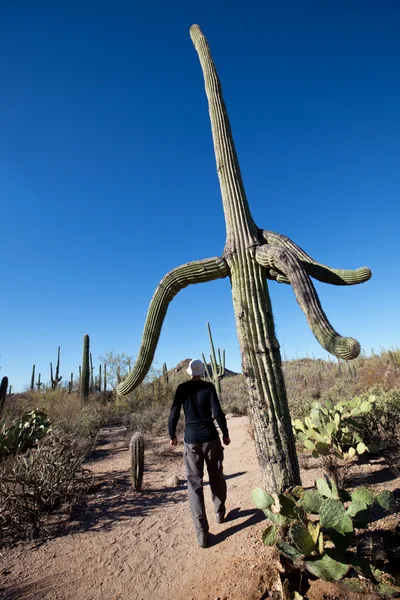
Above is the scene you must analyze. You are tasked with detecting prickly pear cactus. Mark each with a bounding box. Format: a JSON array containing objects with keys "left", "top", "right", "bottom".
[
  {"left": 130, "top": 432, "right": 144, "bottom": 492},
  {"left": 252, "top": 476, "right": 399, "bottom": 589},
  {"left": 292, "top": 396, "right": 377, "bottom": 460}
]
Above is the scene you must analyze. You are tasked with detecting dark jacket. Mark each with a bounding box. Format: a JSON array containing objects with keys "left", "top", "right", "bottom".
[{"left": 168, "top": 379, "right": 229, "bottom": 444}]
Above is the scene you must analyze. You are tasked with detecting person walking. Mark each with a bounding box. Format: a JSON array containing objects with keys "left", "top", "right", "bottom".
[{"left": 168, "top": 359, "right": 230, "bottom": 548}]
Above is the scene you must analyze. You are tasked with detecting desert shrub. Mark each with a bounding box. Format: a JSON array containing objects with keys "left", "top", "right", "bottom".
[
  {"left": 56, "top": 404, "right": 106, "bottom": 439},
  {"left": 252, "top": 478, "right": 400, "bottom": 596},
  {"left": 0, "top": 410, "right": 50, "bottom": 458},
  {"left": 0, "top": 428, "right": 93, "bottom": 544},
  {"left": 292, "top": 395, "right": 377, "bottom": 487},
  {"left": 354, "top": 351, "right": 400, "bottom": 392},
  {"left": 347, "top": 386, "right": 400, "bottom": 476},
  {"left": 220, "top": 374, "right": 247, "bottom": 415}
]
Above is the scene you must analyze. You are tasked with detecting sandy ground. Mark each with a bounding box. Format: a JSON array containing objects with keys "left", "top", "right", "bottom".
[
  {"left": 0, "top": 415, "right": 398, "bottom": 600},
  {"left": 0, "top": 417, "right": 280, "bottom": 599}
]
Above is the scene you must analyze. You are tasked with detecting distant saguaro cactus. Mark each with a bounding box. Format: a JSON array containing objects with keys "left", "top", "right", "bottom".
[
  {"left": 116, "top": 26, "right": 371, "bottom": 492},
  {"left": 36, "top": 373, "right": 43, "bottom": 391},
  {"left": 89, "top": 352, "right": 94, "bottom": 392},
  {"left": 30, "top": 364, "right": 35, "bottom": 392},
  {"left": 68, "top": 372, "right": 73, "bottom": 394},
  {"left": 0, "top": 376, "right": 8, "bottom": 414},
  {"left": 202, "top": 322, "right": 225, "bottom": 396},
  {"left": 50, "top": 346, "right": 62, "bottom": 389},
  {"left": 81, "top": 334, "right": 90, "bottom": 403},
  {"left": 130, "top": 432, "right": 144, "bottom": 492},
  {"left": 162, "top": 362, "right": 169, "bottom": 383}
]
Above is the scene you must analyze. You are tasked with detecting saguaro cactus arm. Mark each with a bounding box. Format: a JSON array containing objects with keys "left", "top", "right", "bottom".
[
  {"left": 261, "top": 231, "right": 371, "bottom": 286},
  {"left": 117, "top": 257, "right": 229, "bottom": 396},
  {"left": 255, "top": 244, "right": 360, "bottom": 360}
]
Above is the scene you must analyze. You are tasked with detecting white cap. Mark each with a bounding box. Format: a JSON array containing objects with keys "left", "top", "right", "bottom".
[{"left": 186, "top": 359, "right": 205, "bottom": 376}]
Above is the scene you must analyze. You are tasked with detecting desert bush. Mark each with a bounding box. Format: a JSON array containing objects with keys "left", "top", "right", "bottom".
[
  {"left": 56, "top": 404, "right": 105, "bottom": 439},
  {"left": 347, "top": 386, "right": 400, "bottom": 476},
  {"left": 0, "top": 428, "right": 93, "bottom": 544},
  {"left": 354, "top": 350, "right": 400, "bottom": 392},
  {"left": 220, "top": 374, "right": 247, "bottom": 415},
  {"left": 252, "top": 477, "right": 400, "bottom": 596},
  {"left": 0, "top": 410, "right": 50, "bottom": 458},
  {"left": 283, "top": 349, "right": 400, "bottom": 422}
]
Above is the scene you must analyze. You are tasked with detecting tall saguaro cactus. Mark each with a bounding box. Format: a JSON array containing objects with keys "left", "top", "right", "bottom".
[
  {"left": 81, "top": 334, "right": 90, "bottom": 404},
  {"left": 116, "top": 26, "right": 371, "bottom": 492},
  {"left": 30, "top": 364, "right": 35, "bottom": 392},
  {"left": 0, "top": 376, "right": 8, "bottom": 414},
  {"left": 202, "top": 322, "right": 225, "bottom": 396},
  {"left": 50, "top": 346, "right": 62, "bottom": 389}
]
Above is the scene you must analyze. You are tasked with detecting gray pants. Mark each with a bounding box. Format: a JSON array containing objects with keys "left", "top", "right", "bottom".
[{"left": 184, "top": 438, "right": 227, "bottom": 538}]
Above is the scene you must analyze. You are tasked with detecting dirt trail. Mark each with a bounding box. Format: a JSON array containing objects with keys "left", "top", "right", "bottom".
[
  {"left": 2, "top": 415, "right": 397, "bottom": 600},
  {"left": 0, "top": 416, "right": 281, "bottom": 600}
]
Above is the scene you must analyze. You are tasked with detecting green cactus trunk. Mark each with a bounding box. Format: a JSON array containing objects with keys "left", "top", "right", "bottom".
[
  {"left": 36, "top": 373, "right": 42, "bottom": 391},
  {"left": 0, "top": 376, "right": 8, "bottom": 414},
  {"left": 30, "top": 365, "right": 35, "bottom": 392},
  {"left": 50, "top": 346, "right": 62, "bottom": 389},
  {"left": 81, "top": 334, "right": 90, "bottom": 404},
  {"left": 202, "top": 322, "right": 225, "bottom": 397},
  {"left": 130, "top": 432, "right": 144, "bottom": 492},
  {"left": 89, "top": 352, "right": 94, "bottom": 393},
  {"left": 116, "top": 26, "right": 370, "bottom": 495},
  {"left": 162, "top": 362, "right": 169, "bottom": 383}
]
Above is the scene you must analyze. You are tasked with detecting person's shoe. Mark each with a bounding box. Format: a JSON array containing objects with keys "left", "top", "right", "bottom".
[
  {"left": 216, "top": 512, "right": 225, "bottom": 524},
  {"left": 197, "top": 532, "right": 208, "bottom": 548}
]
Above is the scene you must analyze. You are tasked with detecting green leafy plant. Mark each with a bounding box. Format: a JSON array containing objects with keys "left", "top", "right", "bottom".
[
  {"left": 0, "top": 428, "right": 92, "bottom": 543},
  {"left": 252, "top": 478, "right": 399, "bottom": 596},
  {"left": 0, "top": 410, "right": 50, "bottom": 458}
]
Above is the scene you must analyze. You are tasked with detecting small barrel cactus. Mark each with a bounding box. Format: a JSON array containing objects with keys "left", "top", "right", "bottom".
[{"left": 130, "top": 432, "right": 144, "bottom": 492}]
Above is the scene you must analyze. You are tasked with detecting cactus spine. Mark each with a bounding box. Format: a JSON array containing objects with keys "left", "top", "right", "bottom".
[
  {"left": 30, "top": 364, "right": 35, "bottom": 392},
  {"left": 0, "top": 376, "right": 8, "bottom": 414},
  {"left": 50, "top": 346, "right": 62, "bottom": 389},
  {"left": 116, "top": 26, "right": 371, "bottom": 493},
  {"left": 130, "top": 432, "right": 144, "bottom": 492},
  {"left": 202, "top": 322, "right": 225, "bottom": 396},
  {"left": 81, "top": 334, "right": 90, "bottom": 403}
]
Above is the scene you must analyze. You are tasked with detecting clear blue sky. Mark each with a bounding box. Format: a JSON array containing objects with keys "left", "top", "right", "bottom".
[{"left": 1, "top": 1, "right": 399, "bottom": 392}]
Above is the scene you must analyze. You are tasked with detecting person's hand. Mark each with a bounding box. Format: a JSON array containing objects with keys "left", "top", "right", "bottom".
[
  {"left": 170, "top": 437, "right": 178, "bottom": 448},
  {"left": 223, "top": 436, "right": 231, "bottom": 446}
]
